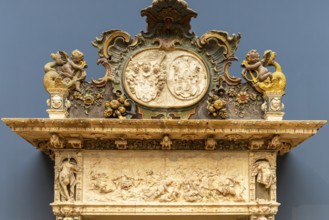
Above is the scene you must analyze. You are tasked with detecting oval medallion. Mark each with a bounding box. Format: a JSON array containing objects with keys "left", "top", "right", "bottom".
[{"left": 123, "top": 49, "right": 209, "bottom": 109}]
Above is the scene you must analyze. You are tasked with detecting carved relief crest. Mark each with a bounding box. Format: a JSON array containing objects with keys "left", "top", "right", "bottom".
[
  {"left": 123, "top": 49, "right": 209, "bottom": 108},
  {"left": 168, "top": 55, "right": 207, "bottom": 100},
  {"left": 125, "top": 51, "right": 167, "bottom": 103}
]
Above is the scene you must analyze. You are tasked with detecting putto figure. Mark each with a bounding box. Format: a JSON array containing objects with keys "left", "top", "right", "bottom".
[
  {"left": 241, "top": 49, "right": 286, "bottom": 94},
  {"left": 44, "top": 50, "right": 87, "bottom": 92}
]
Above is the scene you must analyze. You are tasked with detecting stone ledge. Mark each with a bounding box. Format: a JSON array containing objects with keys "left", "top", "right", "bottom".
[{"left": 2, "top": 118, "right": 326, "bottom": 155}]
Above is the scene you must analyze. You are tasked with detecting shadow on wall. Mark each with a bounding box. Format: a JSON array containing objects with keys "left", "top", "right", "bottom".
[
  {"left": 277, "top": 153, "right": 329, "bottom": 220},
  {"left": 0, "top": 136, "right": 54, "bottom": 220}
]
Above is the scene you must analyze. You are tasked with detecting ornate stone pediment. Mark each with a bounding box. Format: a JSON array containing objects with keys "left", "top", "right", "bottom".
[{"left": 2, "top": 1, "right": 326, "bottom": 220}]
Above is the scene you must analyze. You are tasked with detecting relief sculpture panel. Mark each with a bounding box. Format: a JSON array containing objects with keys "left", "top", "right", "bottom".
[
  {"left": 83, "top": 151, "right": 249, "bottom": 203},
  {"left": 123, "top": 49, "right": 209, "bottom": 108}
]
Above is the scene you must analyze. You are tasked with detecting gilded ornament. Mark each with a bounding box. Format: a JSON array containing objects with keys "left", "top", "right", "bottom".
[
  {"left": 83, "top": 94, "right": 95, "bottom": 107},
  {"left": 104, "top": 91, "right": 131, "bottom": 119},
  {"left": 241, "top": 50, "right": 286, "bottom": 94},
  {"left": 207, "top": 95, "right": 228, "bottom": 119},
  {"left": 70, "top": 88, "right": 104, "bottom": 115},
  {"left": 236, "top": 91, "right": 249, "bottom": 104},
  {"left": 44, "top": 50, "right": 87, "bottom": 92},
  {"left": 228, "top": 88, "right": 237, "bottom": 97}
]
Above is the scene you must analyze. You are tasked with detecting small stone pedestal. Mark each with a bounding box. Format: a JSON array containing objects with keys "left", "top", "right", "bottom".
[
  {"left": 261, "top": 91, "right": 285, "bottom": 121},
  {"left": 46, "top": 88, "right": 70, "bottom": 119}
]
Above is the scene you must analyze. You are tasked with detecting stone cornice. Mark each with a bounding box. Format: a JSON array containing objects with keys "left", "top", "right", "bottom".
[{"left": 3, "top": 118, "right": 326, "bottom": 155}]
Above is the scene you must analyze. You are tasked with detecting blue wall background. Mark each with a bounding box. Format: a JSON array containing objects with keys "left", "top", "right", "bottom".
[{"left": 0, "top": 0, "right": 328, "bottom": 219}]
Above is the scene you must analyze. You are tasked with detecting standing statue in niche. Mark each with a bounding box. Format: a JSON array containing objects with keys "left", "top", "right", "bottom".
[
  {"left": 252, "top": 161, "right": 276, "bottom": 189},
  {"left": 56, "top": 158, "right": 79, "bottom": 201}
]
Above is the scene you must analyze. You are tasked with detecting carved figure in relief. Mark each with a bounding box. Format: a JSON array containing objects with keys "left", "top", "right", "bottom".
[
  {"left": 88, "top": 167, "right": 246, "bottom": 203},
  {"left": 90, "top": 172, "right": 116, "bottom": 194},
  {"left": 218, "top": 177, "right": 245, "bottom": 201},
  {"left": 270, "top": 97, "right": 284, "bottom": 112},
  {"left": 50, "top": 95, "right": 63, "bottom": 109},
  {"left": 44, "top": 51, "right": 69, "bottom": 90},
  {"left": 59, "top": 50, "right": 87, "bottom": 92},
  {"left": 253, "top": 161, "right": 276, "bottom": 189},
  {"left": 205, "top": 138, "right": 217, "bottom": 150},
  {"left": 44, "top": 50, "right": 87, "bottom": 92},
  {"left": 50, "top": 134, "right": 64, "bottom": 149},
  {"left": 241, "top": 50, "right": 286, "bottom": 94},
  {"left": 161, "top": 135, "right": 172, "bottom": 150},
  {"left": 56, "top": 158, "right": 79, "bottom": 201}
]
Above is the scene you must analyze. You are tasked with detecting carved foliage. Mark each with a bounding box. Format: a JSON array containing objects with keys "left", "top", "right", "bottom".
[{"left": 207, "top": 79, "right": 264, "bottom": 119}]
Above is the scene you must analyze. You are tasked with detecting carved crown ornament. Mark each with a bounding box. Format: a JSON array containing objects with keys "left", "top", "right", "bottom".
[{"left": 1, "top": 0, "right": 326, "bottom": 220}]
